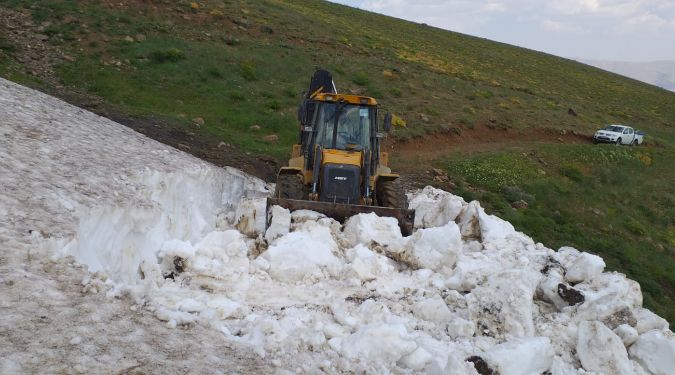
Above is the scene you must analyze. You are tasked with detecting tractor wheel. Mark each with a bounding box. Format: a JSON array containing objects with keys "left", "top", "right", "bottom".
[
  {"left": 376, "top": 179, "right": 407, "bottom": 208},
  {"left": 274, "top": 174, "right": 305, "bottom": 200}
]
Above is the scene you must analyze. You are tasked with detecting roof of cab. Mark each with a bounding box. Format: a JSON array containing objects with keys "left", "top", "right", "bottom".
[{"left": 312, "top": 92, "right": 377, "bottom": 106}]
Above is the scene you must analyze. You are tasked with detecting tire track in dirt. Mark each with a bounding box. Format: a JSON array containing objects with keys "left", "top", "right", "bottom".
[{"left": 387, "top": 124, "right": 591, "bottom": 173}]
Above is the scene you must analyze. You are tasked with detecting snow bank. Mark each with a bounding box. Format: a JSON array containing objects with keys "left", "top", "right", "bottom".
[
  {"left": 0, "top": 78, "right": 276, "bottom": 373},
  {"left": 46, "top": 178, "right": 671, "bottom": 373}
]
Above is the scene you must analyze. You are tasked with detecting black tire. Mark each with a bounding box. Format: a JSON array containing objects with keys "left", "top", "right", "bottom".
[
  {"left": 274, "top": 174, "right": 305, "bottom": 200},
  {"left": 632, "top": 140, "right": 638, "bottom": 146},
  {"left": 593, "top": 139, "right": 598, "bottom": 144},
  {"left": 615, "top": 138, "right": 622, "bottom": 146},
  {"left": 376, "top": 179, "right": 407, "bottom": 208}
]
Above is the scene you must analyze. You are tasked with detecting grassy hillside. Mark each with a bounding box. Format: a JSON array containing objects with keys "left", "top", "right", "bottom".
[
  {"left": 0, "top": 0, "right": 673, "bottom": 325},
  {"left": 442, "top": 145, "right": 674, "bottom": 322}
]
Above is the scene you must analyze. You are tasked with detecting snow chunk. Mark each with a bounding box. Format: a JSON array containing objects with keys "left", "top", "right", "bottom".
[
  {"left": 575, "top": 272, "right": 642, "bottom": 322},
  {"left": 467, "top": 269, "right": 541, "bottom": 338},
  {"left": 346, "top": 244, "right": 397, "bottom": 281},
  {"left": 159, "top": 239, "right": 195, "bottom": 260},
  {"left": 537, "top": 268, "right": 572, "bottom": 310},
  {"left": 577, "top": 321, "right": 634, "bottom": 375},
  {"left": 234, "top": 197, "right": 266, "bottom": 237},
  {"left": 206, "top": 296, "right": 247, "bottom": 319},
  {"left": 553, "top": 246, "right": 581, "bottom": 269},
  {"left": 445, "top": 251, "right": 498, "bottom": 292},
  {"left": 262, "top": 224, "right": 341, "bottom": 282},
  {"left": 398, "top": 346, "right": 433, "bottom": 370},
  {"left": 343, "top": 212, "right": 405, "bottom": 248},
  {"left": 401, "top": 222, "right": 461, "bottom": 273},
  {"left": 190, "top": 230, "right": 250, "bottom": 296},
  {"left": 633, "top": 307, "right": 670, "bottom": 334},
  {"left": 629, "top": 330, "right": 675, "bottom": 375},
  {"left": 614, "top": 324, "right": 639, "bottom": 347},
  {"left": 478, "top": 209, "right": 517, "bottom": 243},
  {"left": 193, "top": 230, "right": 247, "bottom": 261},
  {"left": 455, "top": 200, "right": 520, "bottom": 244},
  {"left": 290, "top": 209, "right": 326, "bottom": 224},
  {"left": 338, "top": 323, "right": 417, "bottom": 365},
  {"left": 447, "top": 317, "right": 476, "bottom": 338},
  {"left": 408, "top": 186, "right": 465, "bottom": 228},
  {"left": 550, "top": 356, "right": 585, "bottom": 375},
  {"left": 264, "top": 205, "right": 291, "bottom": 242},
  {"left": 456, "top": 201, "right": 482, "bottom": 240},
  {"left": 565, "top": 252, "right": 605, "bottom": 283},
  {"left": 483, "top": 337, "right": 554, "bottom": 375},
  {"left": 412, "top": 295, "right": 452, "bottom": 323}
]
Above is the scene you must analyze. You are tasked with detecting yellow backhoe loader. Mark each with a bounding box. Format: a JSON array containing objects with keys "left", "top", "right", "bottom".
[{"left": 267, "top": 70, "right": 415, "bottom": 235}]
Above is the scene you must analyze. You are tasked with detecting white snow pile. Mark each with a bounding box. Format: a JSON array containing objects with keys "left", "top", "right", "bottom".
[
  {"left": 2, "top": 78, "right": 673, "bottom": 374},
  {"left": 47, "top": 188, "right": 675, "bottom": 374}
]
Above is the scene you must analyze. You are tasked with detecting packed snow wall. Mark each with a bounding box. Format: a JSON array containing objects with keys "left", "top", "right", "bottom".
[{"left": 55, "top": 168, "right": 269, "bottom": 285}]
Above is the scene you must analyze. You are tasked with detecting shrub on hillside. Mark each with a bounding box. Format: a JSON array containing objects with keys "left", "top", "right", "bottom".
[
  {"left": 149, "top": 48, "right": 185, "bottom": 63},
  {"left": 560, "top": 166, "right": 583, "bottom": 182},
  {"left": 392, "top": 114, "right": 406, "bottom": 127},
  {"left": 352, "top": 73, "right": 369, "bottom": 86},
  {"left": 0, "top": 36, "right": 17, "bottom": 54},
  {"left": 240, "top": 60, "right": 257, "bottom": 81}
]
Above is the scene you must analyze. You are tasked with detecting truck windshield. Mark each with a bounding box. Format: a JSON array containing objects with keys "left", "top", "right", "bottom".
[
  {"left": 605, "top": 125, "right": 624, "bottom": 132},
  {"left": 313, "top": 102, "right": 372, "bottom": 150}
]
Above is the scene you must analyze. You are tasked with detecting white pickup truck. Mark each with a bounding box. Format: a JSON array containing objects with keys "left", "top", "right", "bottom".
[{"left": 593, "top": 124, "right": 644, "bottom": 146}]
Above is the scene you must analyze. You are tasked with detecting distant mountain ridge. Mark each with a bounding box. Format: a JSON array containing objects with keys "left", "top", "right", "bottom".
[{"left": 580, "top": 59, "right": 675, "bottom": 92}]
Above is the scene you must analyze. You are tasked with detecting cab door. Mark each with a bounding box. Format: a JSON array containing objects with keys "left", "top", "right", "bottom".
[
  {"left": 622, "top": 128, "right": 631, "bottom": 144},
  {"left": 627, "top": 128, "right": 635, "bottom": 144}
]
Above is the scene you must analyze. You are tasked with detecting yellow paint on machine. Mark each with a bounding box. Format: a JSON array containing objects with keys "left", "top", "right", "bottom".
[
  {"left": 321, "top": 149, "right": 362, "bottom": 167},
  {"left": 313, "top": 93, "right": 377, "bottom": 106}
]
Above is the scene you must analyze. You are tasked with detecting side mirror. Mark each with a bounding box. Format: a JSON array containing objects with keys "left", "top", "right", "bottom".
[{"left": 383, "top": 112, "right": 392, "bottom": 132}]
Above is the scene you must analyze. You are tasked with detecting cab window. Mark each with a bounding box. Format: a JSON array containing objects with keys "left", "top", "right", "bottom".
[{"left": 313, "top": 103, "right": 372, "bottom": 150}]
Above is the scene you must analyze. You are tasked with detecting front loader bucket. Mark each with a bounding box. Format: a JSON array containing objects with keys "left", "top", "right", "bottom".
[{"left": 266, "top": 198, "right": 416, "bottom": 236}]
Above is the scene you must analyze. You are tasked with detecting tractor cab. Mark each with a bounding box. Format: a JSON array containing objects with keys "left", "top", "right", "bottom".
[
  {"left": 298, "top": 93, "right": 386, "bottom": 205},
  {"left": 308, "top": 93, "right": 376, "bottom": 152},
  {"left": 269, "top": 69, "right": 414, "bottom": 235}
]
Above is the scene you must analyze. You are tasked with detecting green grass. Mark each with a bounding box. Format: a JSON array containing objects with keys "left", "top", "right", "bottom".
[
  {"left": 1, "top": 0, "right": 673, "bottom": 152},
  {"left": 444, "top": 144, "right": 675, "bottom": 326}
]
